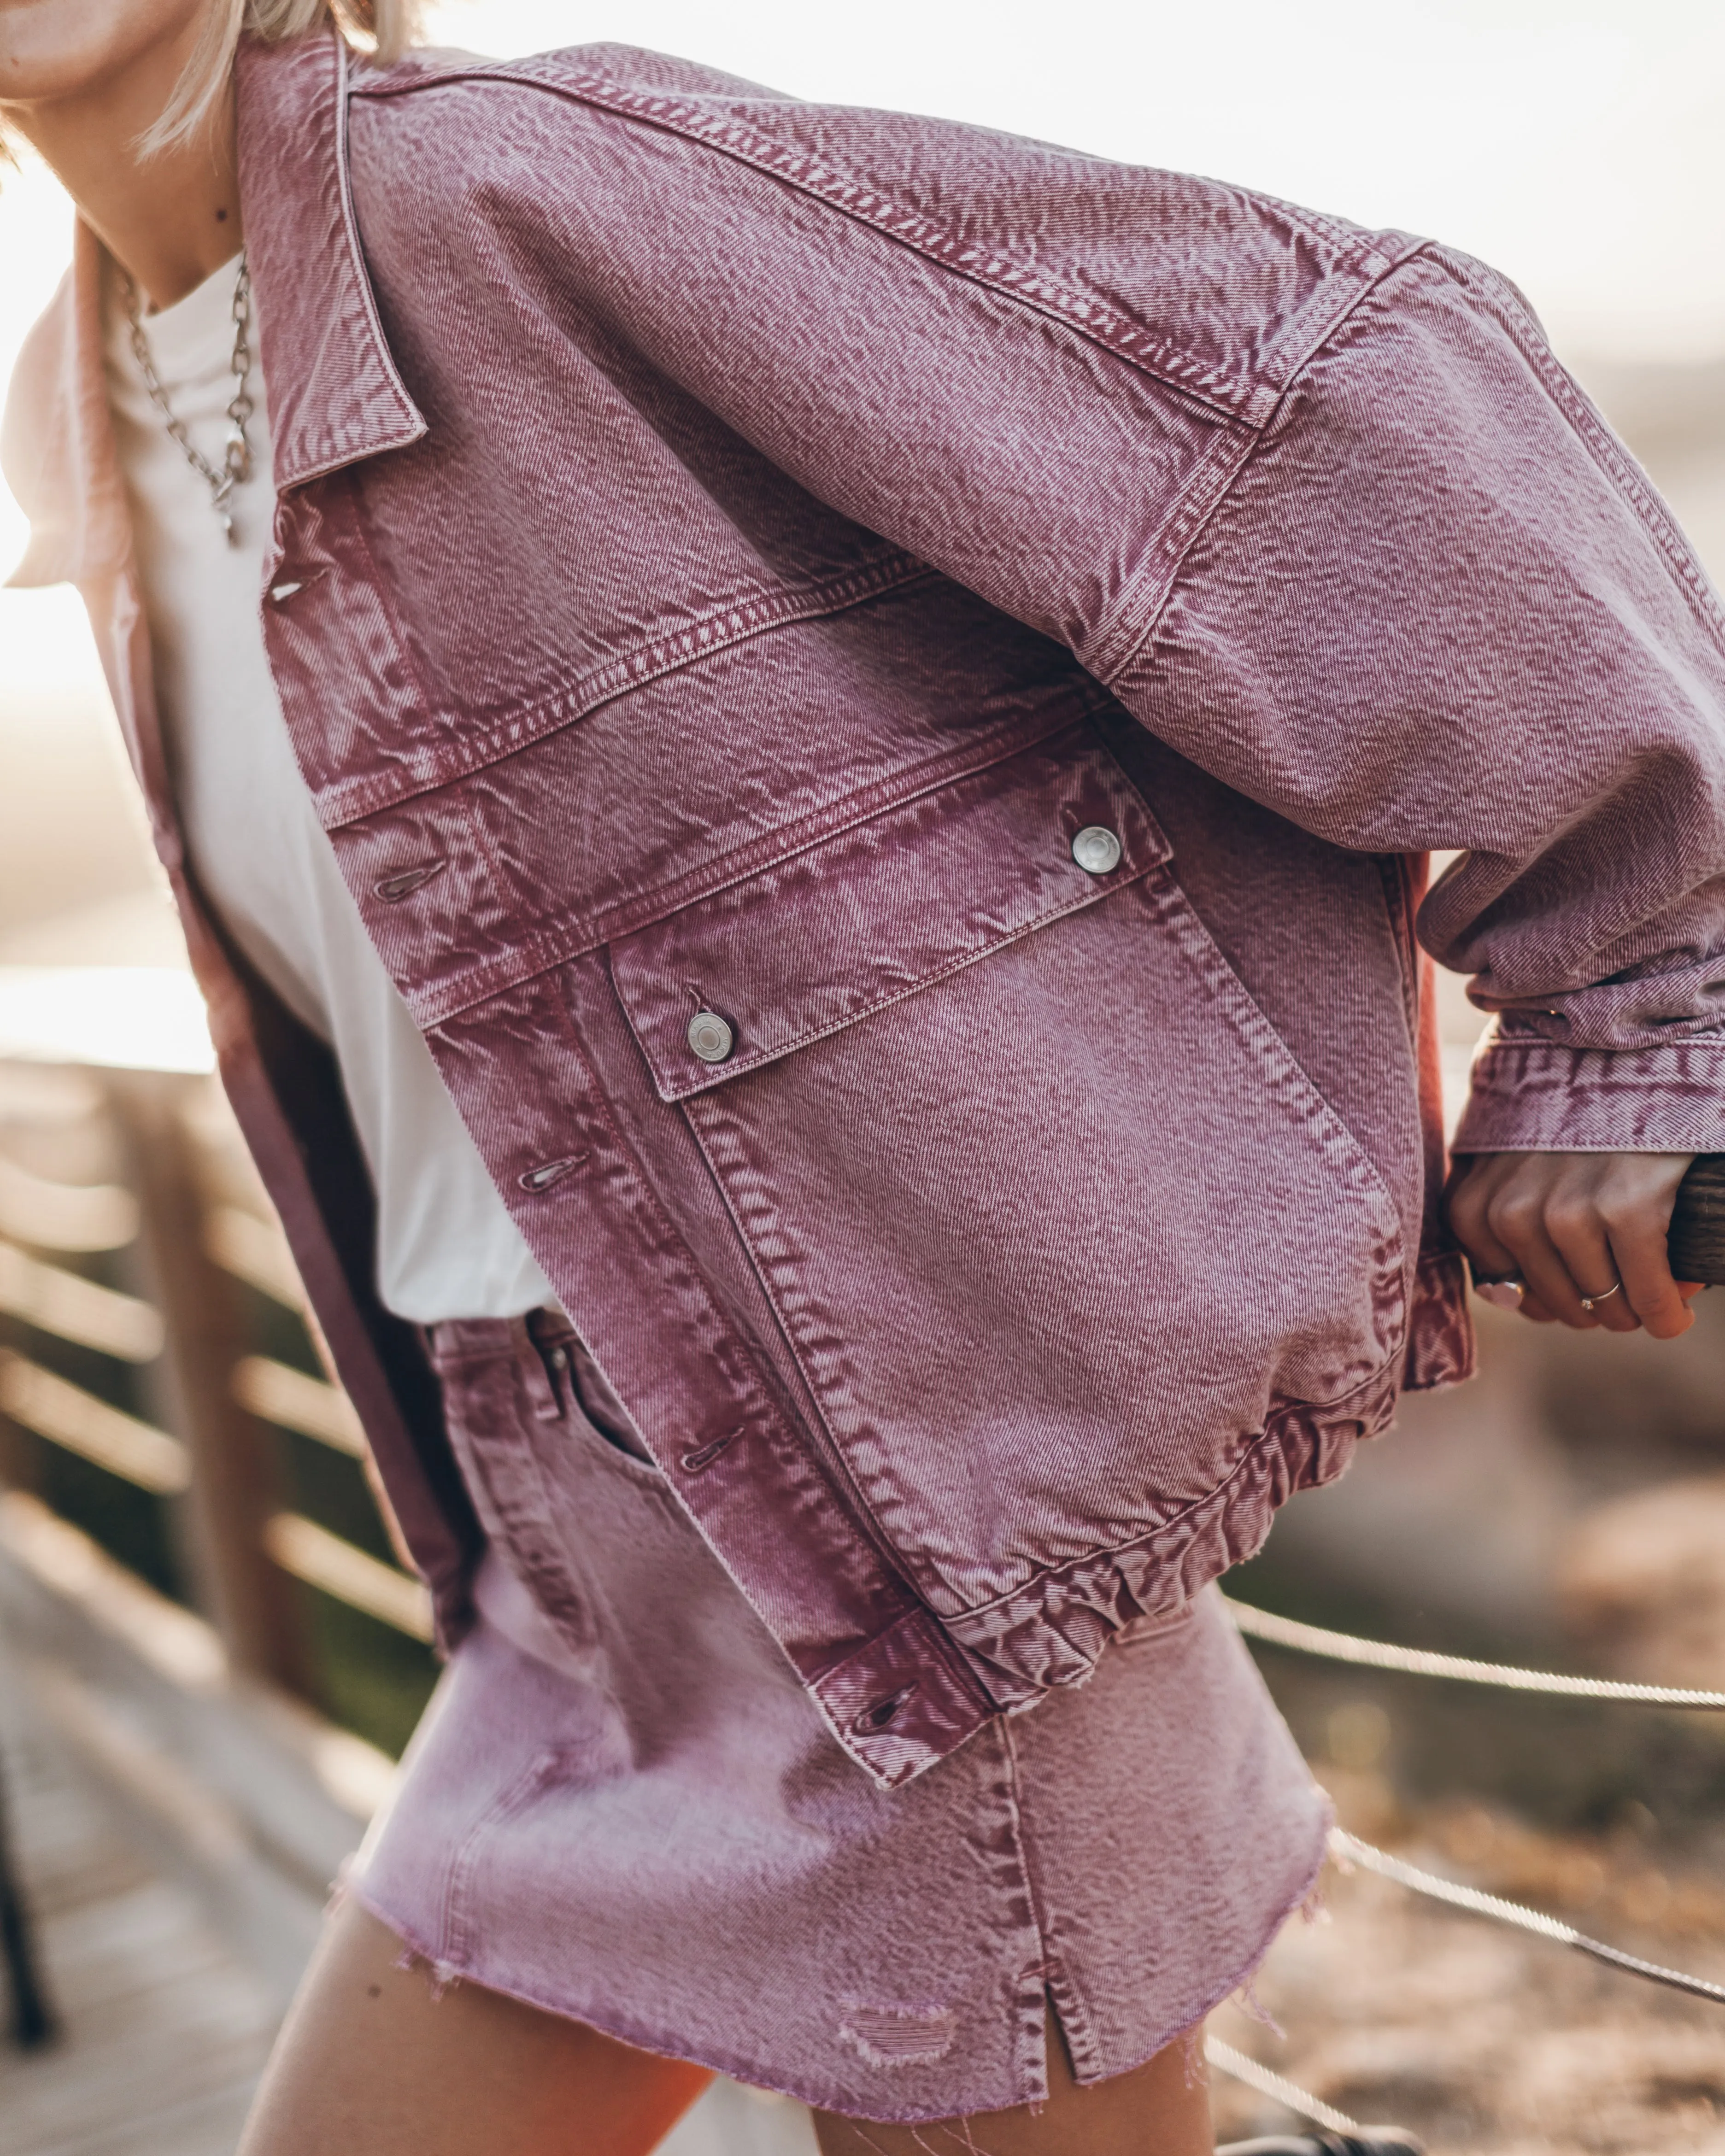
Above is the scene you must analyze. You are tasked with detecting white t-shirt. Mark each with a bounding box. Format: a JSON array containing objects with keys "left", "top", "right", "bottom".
[{"left": 104, "top": 255, "right": 555, "bottom": 1324}]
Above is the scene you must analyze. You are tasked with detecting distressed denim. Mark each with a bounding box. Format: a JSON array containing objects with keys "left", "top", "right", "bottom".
[
  {"left": 9, "top": 29, "right": 1725, "bottom": 1787},
  {"left": 352, "top": 1313, "right": 1329, "bottom": 2120}
]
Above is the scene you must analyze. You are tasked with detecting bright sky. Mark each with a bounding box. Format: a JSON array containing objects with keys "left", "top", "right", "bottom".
[{"left": 5, "top": 0, "right": 1725, "bottom": 685}]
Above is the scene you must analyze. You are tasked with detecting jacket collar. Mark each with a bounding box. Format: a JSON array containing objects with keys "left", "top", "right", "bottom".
[
  {"left": 235, "top": 28, "right": 425, "bottom": 490},
  {"left": 1, "top": 29, "right": 424, "bottom": 591},
  {"left": 1, "top": 224, "right": 130, "bottom": 589}
]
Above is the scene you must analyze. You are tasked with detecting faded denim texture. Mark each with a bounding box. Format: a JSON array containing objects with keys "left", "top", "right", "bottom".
[
  {"left": 352, "top": 1315, "right": 1329, "bottom": 2119},
  {"left": 10, "top": 30, "right": 1725, "bottom": 1787}
]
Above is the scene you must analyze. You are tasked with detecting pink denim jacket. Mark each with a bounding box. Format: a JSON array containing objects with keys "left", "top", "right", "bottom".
[{"left": 11, "top": 31, "right": 1725, "bottom": 1787}]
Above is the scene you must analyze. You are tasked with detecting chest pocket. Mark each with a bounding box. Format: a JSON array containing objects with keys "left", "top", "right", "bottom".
[
  {"left": 611, "top": 722, "right": 1162, "bottom": 1101},
  {"left": 605, "top": 719, "right": 1402, "bottom": 1622}
]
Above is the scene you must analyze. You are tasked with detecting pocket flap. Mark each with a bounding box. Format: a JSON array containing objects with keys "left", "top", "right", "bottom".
[{"left": 609, "top": 723, "right": 1170, "bottom": 1103}]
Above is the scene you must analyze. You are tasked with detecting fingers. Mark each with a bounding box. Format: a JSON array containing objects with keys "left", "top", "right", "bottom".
[
  {"left": 1590, "top": 1156, "right": 1698, "bottom": 1340},
  {"left": 1538, "top": 1180, "right": 1640, "bottom": 1332},
  {"left": 1486, "top": 1173, "right": 1621, "bottom": 1330},
  {"left": 1446, "top": 1151, "right": 1698, "bottom": 1339},
  {"left": 1446, "top": 1153, "right": 1586, "bottom": 1323},
  {"left": 1445, "top": 1155, "right": 1520, "bottom": 1282}
]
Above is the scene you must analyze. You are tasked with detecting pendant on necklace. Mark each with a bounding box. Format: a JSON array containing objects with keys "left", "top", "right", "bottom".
[{"left": 122, "top": 250, "right": 255, "bottom": 544}]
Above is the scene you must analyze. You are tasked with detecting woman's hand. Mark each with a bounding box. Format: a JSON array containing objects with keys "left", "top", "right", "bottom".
[{"left": 1445, "top": 1151, "right": 1704, "bottom": 1338}]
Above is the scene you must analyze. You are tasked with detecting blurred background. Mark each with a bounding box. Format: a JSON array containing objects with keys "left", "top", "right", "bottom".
[{"left": 5, "top": 3, "right": 1725, "bottom": 2150}]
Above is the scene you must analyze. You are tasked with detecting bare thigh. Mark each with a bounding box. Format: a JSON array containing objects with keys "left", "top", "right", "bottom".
[
  {"left": 243, "top": 1898, "right": 1210, "bottom": 2156},
  {"left": 813, "top": 2011, "right": 1213, "bottom": 2156},
  {"left": 237, "top": 1894, "right": 712, "bottom": 2156}
]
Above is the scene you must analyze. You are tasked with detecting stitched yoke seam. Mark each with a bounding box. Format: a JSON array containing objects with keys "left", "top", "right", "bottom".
[{"left": 315, "top": 552, "right": 935, "bottom": 826}]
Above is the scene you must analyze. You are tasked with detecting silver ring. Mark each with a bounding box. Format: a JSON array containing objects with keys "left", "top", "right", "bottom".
[
  {"left": 1474, "top": 1274, "right": 1526, "bottom": 1311},
  {"left": 1579, "top": 1280, "right": 1623, "bottom": 1313}
]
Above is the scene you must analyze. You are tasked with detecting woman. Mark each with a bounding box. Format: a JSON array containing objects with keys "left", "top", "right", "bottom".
[{"left": 4, "top": 3, "right": 1720, "bottom": 2152}]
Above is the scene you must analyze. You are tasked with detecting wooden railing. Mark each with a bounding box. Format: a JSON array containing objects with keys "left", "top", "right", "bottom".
[
  {"left": 0, "top": 1060, "right": 434, "bottom": 1671},
  {"left": 0, "top": 1014, "right": 433, "bottom": 2001}
]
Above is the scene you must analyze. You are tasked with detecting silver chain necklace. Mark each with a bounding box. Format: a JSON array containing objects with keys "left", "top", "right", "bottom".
[{"left": 121, "top": 252, "right": 255, "bottom": 546}]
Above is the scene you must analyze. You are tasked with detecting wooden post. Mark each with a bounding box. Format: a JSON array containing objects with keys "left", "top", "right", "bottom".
[
  {"left": 103, "top": 1071, "right": 312, "bottom": 1697},
  {"left": 0, "top": 1744, "right": 54, "bottom": 2049},
  {"left": 0, "top": 1383, "right": 40, "bottom": 1499}
]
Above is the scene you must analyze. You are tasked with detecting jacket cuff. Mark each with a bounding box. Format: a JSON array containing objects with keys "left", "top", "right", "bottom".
[{"left": 1454, "top": 1036, "right": 1725, "bottom": 1153}]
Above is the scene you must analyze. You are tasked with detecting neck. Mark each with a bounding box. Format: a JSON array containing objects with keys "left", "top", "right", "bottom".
[{"left": 8, "top": 22, "right": 241, "bottom": 311}]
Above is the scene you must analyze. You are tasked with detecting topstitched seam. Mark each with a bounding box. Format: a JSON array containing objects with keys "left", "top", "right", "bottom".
[
  {"left": 314, "top": 553, "right": 936, "bottom": 826},
  {"left": 354, "top": 59, "right": 1296, "bottom": 425}
]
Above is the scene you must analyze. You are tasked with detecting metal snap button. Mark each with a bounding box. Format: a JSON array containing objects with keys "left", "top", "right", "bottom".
[
  {"left": 687, "top": 1010, "right": 735, "bottom": 1064},
  {"left": 1071, "top": 825, "right": 1123, "bottom": 875}
]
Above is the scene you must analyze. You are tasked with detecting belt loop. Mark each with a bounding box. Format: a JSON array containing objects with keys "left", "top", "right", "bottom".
[{"left": 521, "top": 1308, "right": 570, "bottom": 1422}]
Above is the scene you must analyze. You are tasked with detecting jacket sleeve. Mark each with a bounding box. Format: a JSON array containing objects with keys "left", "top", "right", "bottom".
[
  {"left": 1105, "top": 244, "right": 1725, "bottom": 1157},
  {"left": 450, "top": 56, "right": 1725, "bottom": 1152}
]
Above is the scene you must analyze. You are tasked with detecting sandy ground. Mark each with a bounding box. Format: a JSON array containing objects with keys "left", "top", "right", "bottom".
[{"left": 1204, "top": 1782, "right": 1725, "bottom": 2155}]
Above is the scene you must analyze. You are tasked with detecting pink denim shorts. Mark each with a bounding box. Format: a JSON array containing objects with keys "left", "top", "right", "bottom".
[{"left": 351, "top": 1313, "right": 1328, "bottom": 2122}]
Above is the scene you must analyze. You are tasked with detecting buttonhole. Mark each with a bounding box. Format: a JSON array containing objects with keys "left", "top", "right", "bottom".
[
  {"left": 678, "top": 1425, "right": 745, "bottom": 1474},
  {"left": 267, "top": 567, "right": 326, "bottom": 604},
  {"left": 851, "top": 1682, "right": 918, "bottom": 1736},
  {"left": 374, "top": 860, "right": 448, "bottom": 902},
  {"left": 517, "top": 1153, "right": 587, "bottom": 1194}
]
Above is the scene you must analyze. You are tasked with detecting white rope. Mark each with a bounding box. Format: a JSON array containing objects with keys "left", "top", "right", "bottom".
[
  {"left": 1205, "top": 1834, "right": 1725, "bottom": 2138},
  {"left": 1203, "top": 2038, "right": 1363, "bottom": 2137},
  {"left": 1224, "top": 1597, "right": 1725, "bottom": 1710},
  {"left": 1331, "top": 1829, "right": 1725, "bottom": 2006}
]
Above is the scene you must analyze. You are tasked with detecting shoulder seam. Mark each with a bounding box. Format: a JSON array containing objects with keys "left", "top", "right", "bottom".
[{"left": 1091, "top": 240, "right": 1423, "bottom": 687}]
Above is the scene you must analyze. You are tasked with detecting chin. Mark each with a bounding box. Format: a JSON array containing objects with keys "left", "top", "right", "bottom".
[{"left": 0, "top": 0, "right": 210, "bottom": 110}]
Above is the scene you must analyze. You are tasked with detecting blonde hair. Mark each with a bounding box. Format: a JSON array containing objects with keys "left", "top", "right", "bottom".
[{"left": 143, "top": 0, "right": 421, "bottom": 154}]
